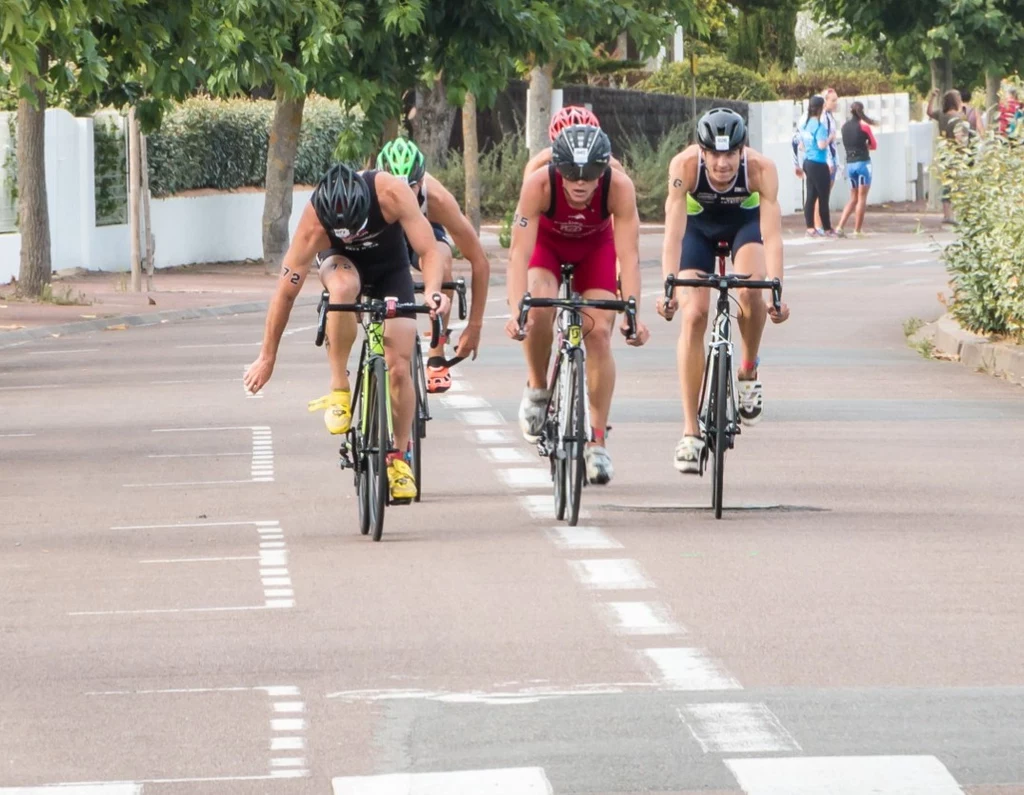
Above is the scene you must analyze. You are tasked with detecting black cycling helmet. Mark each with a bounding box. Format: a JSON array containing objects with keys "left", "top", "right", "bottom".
[
  {"left": 696, "top": 107, "right": 747, "bottom": 153},
  {"left": 311, "top": 163, "right": 371, "bottom": 237},
  {"left": 551, "top": 124, "right": 612, "bottom": 182}
]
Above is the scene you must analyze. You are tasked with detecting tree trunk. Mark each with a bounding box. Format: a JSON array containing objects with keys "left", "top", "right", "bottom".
[
  {"left": 261, "top": 93, "right": 305, "bottom": 275},
  {"left": 382, "top": 117, "right": 400, "bottom": 143},
  {"left": 15, "top": 49, "right": 50, "bottom": 298},
  {"left": 985, "top": 72, "right": 1001, "bottom": 128},
  {"left": 128, "top": 107, "right": 142, "bottom": 292},
  {"left": 929, "top": 47, "right": 953, "bottom": 94},
  {"left": 462, "top": 91, "right": 481, "bottom": 233},
  {"left": 527, "top": 63, "right": 554, "bottom": 156},
  {"left": 413, "top": 77, "right": 456, "bottom": 167},
  {"left": 140, "top": 132, "right": 155, "bottom": 291}
]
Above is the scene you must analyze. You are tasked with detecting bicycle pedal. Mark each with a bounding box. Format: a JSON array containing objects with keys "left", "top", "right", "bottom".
[{"left": 390, "top": 497, "right": 413, "bottom": 507}]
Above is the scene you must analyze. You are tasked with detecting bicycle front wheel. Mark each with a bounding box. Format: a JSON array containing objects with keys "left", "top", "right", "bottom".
[
  {"left": 565, "top": 347, "right": 587, "bottom": 526},
  {"left": 411, "top": 346, "right": 426, "bottom": 502},
  {"left": 711, "top": 349, "right": 729, "bottom": 519},
  {"left": 368, "top": 357, "right": 390, "bottom": 541}
]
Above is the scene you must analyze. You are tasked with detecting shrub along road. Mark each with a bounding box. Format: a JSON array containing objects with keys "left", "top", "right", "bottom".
[{"left": 2, "top": 229, "right": 1023, "bottom": 794}]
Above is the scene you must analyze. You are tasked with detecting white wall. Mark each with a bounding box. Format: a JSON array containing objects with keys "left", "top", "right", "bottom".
[{"left": 0, "top": 107, "right": 316, "bottom": 285}]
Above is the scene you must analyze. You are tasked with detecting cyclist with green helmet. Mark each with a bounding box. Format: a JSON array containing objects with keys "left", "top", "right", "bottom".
[{"left": 377, "top": 137, "right": 491, "bottom": 393}]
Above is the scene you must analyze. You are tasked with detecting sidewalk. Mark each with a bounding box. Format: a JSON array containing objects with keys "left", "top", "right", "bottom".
[{"left": 1, "top": 203, "right": 942, "bottom": 344}]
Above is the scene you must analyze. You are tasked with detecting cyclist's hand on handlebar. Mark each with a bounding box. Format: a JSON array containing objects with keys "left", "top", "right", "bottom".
[
  {"left": 428, "top": 291, "right": 451, "bottom": 320},
  {"left": 243, "top": 354, "right": 275, "bottom": 395},
  {"left": 623, "top": 317, "right": 650, "bottom": 347},
  {"left": 767, "top": 299, "right": 790, "bottom": 324},
  {"left": 454, "top": 323, "right": 482, "bottom": 360},
  {"left": 656, "top": 295, "right": 677, "bottom": 321},
  {"left": 505, "top": 314, "right": 530, "bottom": 342}
]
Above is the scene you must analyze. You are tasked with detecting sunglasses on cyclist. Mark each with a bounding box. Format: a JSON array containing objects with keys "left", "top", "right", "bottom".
[{"left": 555, "top": 161, "right": 608, "bottom": 183}]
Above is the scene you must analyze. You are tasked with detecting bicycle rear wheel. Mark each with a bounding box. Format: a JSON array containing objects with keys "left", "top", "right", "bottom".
[
  {"left": 411, "top": 344, "right": 427, "bottom": 502},
  {"left": 565, "top": 347, "right": 587, "bottom": 526},
  {"left": 367, "top": 357, "right": 390, "bottom": 541},
  {"left": 710, "top": 349, "right": 729, "bottom": 519},
  {"left": 354, "top": 426, "right": 370, "bottom": 536},
  {"left": 549, "top": 376, "right": 567, "bottom": 522}
]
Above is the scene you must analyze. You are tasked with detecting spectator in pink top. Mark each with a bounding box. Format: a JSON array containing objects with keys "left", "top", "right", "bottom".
[{"left": 836, "top": 102, "right": 878, "bottom": 238}]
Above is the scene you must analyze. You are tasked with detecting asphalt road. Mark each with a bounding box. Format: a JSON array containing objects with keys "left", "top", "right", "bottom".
[{"left": 2, "top": 230, "right": 1024, "bottom": 795}]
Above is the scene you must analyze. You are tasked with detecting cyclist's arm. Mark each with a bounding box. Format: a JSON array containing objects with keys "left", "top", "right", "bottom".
[
  {"left": 258, "top": 202, "right": 326, "bottom": 360},
  {"left": 507, "top": 169, "right": 547, "bottom": 308},
  {"left": 379, "top": 172, "right": 444, "bottom": 298},
  {"left": 752, "top": 155, "right": 784, "bottom": 284},
  {"left": 423, "top": 175, "right": 490, "bottom": 326},
  {"left": 662, "top": 148, "right": 694, "bottom": 281},
  {"left": 607, "top": 170, "right": 641, "bottom": 308}
]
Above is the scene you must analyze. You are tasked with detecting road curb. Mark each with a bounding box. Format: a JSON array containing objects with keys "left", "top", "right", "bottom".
[
  {"left": 914, "top": 313, "right": 1024, "bottom": 387},
  {"left": 0, "top": 295, "right": 319, "bottom": 347}
]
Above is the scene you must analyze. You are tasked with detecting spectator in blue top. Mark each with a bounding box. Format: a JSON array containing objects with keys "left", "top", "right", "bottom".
[{"left": 798, "top": 95, "right": 836, "bottom": 238}]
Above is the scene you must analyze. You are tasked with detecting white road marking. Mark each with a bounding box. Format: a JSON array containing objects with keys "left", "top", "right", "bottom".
[
  {"left": 725, "top": 755, "right": 965, "bottom": 795},
  {"left": 273, "top": 702, "right": 305, "bottom": 713},
  {"left": 327, "top": 682, "right": 655, "bottom": 705},
  {"left": 271, "top": 758, "right": 306, "bottom": 767},
  {"left": 27, "top": 348, "right": 100, "bottom": 355},
  {"left": 642, "top": 648, "right": 741, "bottom": 690},
  {"left": 679, "top": 702, "right": 801, "bottom": 753},
  {"left": 807, "top": 264, "right": 883, "bottom": 277},
  {"left": 332, "top": 767, "right": 554, "bottom": 793},
  {"left": 271, "top": 737, "right": 304, "bottom": 751},
  {"left": 546, "top": 526, "right": 622, "bottom": 550},
  {"left": 271, "top": 718, "right": 306, "bottom": 731},
  {"left": 140, "top": 556, "right": 259, "bottom": 564},
  {"left": 123, "top": 478, "right": 267, "bottom": 487},
  {"left": 458, "top": 410, "right": 505, "bottom": 426},
  {"left": 471, "top": 428, "right": 515, "bottom": 444},
  {"left": 152, "top": 425, "right": 263, "bottom": 433},
  {"left": 0, "top": 433, "right": 35, "bottom": 438},
  {"left": 498, "top": 468, "right": 551, "bottom": 488},
  {"left": 569, "top": 559, "right": 652, "bottom": 590},
  {"left": 481, "top": 447, "right": 534, "bottom": 464},
  {"left": 0, "top": 383, "right": 61, "bottom": 391},
  {"left": 520, "top": 494, "right": 592, "bottom": 520},
  {"left": 600, "top": 602, "right": 682, "bottom": 636},
  {"left": 440, "top": 394, "right": 490, "bottom": 409}
]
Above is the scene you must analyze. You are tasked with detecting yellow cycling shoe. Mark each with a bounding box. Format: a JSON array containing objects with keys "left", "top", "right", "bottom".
[
  {"left": 387, "top": 457, "right": 417, "bottom": 502},
  {"left": 307, "top": 389, "right": 351, "bottom": 435}
]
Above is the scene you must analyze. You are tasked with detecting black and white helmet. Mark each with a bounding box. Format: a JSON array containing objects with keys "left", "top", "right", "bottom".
[
  {"left": 311, "top": 163, "right": 371, "bottom": 239},
  {"left": 551, "top": 124, "right": 612, "bottom": 182},
  {"left": 696, "top": 107, "right": 747, "bottom": 153}
]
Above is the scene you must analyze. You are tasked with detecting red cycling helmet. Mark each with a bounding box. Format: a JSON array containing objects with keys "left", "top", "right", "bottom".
[{"left": 548, "top": 105, "right": 600, "bottom": 142}]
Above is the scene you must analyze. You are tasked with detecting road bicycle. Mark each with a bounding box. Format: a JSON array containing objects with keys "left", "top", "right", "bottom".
[
  {"left": 314, "top": 292, "right": 441, "bottom": 541},
  {"left": 409, "top": 277, "right": 468, "bottom": 501},
  {"left": 663, "top": 241, "right": 781, "bottom": 519},
  {"left": 516, "top": 263, "right": 637, "bottom": 526}
]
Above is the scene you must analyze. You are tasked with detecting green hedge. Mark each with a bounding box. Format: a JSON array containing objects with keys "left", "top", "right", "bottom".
[
  {"left": 431, "top": 132, "right": 529, "bottom": 220},
  {"left": 938, "top": 132, "right": 1024, "bottom": 342},
  {"left": 146, "top": 96, "right": 353, "bottom": 197},
  {"left": 639, "top": 58, "right": 779, "bottom": 102},
  {"left": 765, "top": 68, "right": 913, "bottom": 100},
  {"left": 622, "top": 122, "right": 693, "bottom": 222}
]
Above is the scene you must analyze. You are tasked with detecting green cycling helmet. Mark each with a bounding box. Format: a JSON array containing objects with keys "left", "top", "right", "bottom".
[{"left": 377, "top": 137, "right": 426, "bottom": 185}]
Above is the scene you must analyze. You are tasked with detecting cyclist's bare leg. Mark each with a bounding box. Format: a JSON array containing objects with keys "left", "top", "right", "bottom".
[
  {"left": 675, "top": 271, "right": 711, "bottom": 437},
  {"left": 318, "top": 256, "right": 360, "bottom": 391},
  {"left": 524, "top": 267, "right": 558, "bottom": 389},
  {"left": 383, "top": 317, "right": 417, "bottom": 453},
  {"left": 733, "top": 243, "right": 767, "bottom": 380},
  {"left": 581, "top": 288, "right": 617, "bottom": 440},
  {"left": 427, "top": 241, "right": 454, "bottom": 359}
]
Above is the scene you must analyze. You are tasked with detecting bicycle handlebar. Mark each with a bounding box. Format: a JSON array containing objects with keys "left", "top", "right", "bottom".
[
  {"left": 663, "top": 273, "right": 782, "bottom": 315},
  {"left": 316, "top": 293, "right": 443, "bottom": 350},
  {"left": 515, "top": 292, "right": 638, "bottom": 341},
  {"left": 414, "top": 277, "right": 467, "bottom": 320}
]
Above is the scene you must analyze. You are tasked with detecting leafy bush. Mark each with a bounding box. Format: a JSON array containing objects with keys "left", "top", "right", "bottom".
[
  {"left": 937, "top": 132, "right": 1024, "bottom": 342},
  {"left": 765, "top": 68, "right": 913, "bottom": 100},
  {"left": 431, "top": 131, "right": 529, "bottom": 220},
  {"left": 639, "top": 59, "right": 779, "bottom": 102},
  {"left": 622, "top": 123, "right": 694, "bottom": 222},
  {"left": 146, "top": 96, "right": 353, "bottom": 197}
]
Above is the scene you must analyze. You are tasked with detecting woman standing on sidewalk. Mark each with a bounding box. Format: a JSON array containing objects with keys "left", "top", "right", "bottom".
[
  {"left": 836, "top": 102, "right": 878, "bottom": 238},
  {"left": 798, "top": 95, "right": 836, "bottom": 238}
]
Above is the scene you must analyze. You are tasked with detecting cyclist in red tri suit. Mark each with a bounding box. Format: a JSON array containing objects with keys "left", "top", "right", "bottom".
[{"left": 506, "top": 124, "right": 649, "bottom": 486}]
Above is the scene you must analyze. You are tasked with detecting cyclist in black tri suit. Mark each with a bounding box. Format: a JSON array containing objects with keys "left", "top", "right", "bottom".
[
  {"left": 657, "top": 108, "right": 790, "bottom": 474},
  {"left": 243, "top": 163, "right": 450, "bottom": 502}
]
